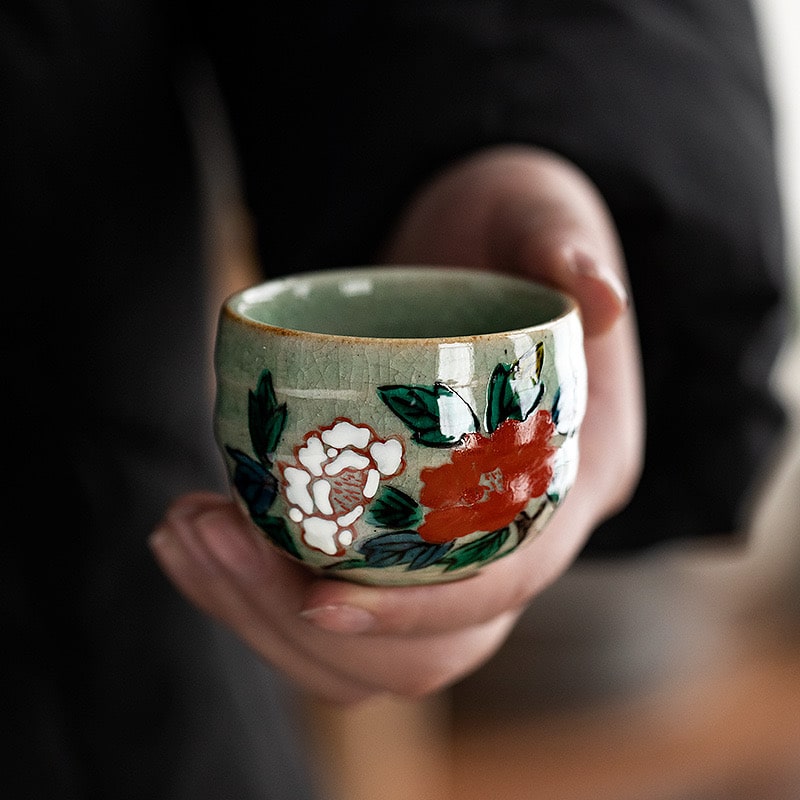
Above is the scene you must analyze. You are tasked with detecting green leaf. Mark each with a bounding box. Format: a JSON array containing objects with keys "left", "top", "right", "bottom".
[
  {"left": 252, "top": 512, "right": 302, "bottom": 559},
  {"left": 377, "top": 382, "right": 478, "bottom": 447},
  {"left": 366, "top": 486, "right": 423, "bottom": 530},
  {"left": 485, "top": 353, "right": 544, "bottom": 433},
  {"left": 326, "top": 531, "right": 455, "bottom": 573},
  {"left": 326, "top": 559, "right": 372, "bottom": 572},
  {"left": 226, "top": 446, "right": 279, "bottom": 515},
  {"left": 441, "top": 527, "right": 512, "bottom": 571},
  {"left": 248, "top": 369, "right": 287, "bottom": 465},
  {"left": 357, "top": 531, "right": 454, "bottom": 570},
  {"left": 486, "top": 362, "right": 520, "bottom": 432}
]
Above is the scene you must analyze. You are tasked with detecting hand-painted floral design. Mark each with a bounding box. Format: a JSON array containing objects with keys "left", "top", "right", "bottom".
[
  {"left": 224, "top": 338, "right": 577, "bottom": 578},
  {"left": 223, "top": 370, "right": 298, "bottom": 558},
  {"left": 279, "top": 420, "right": 404, "bottom": 556},
  {"left": 416, "top": 409, "right": 556, "bottom": 543}
]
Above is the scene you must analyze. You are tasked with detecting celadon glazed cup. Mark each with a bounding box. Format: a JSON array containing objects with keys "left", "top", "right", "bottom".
[{"left": 213, "top": 265, "right": 587, "bottom": 586}]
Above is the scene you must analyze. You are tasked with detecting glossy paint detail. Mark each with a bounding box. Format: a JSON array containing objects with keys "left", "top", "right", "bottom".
[{"left": 416, "top": 411, "right": 556, "bottom": 543}]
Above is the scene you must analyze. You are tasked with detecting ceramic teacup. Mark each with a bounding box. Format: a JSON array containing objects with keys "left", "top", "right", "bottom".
[{"left": 213, "top": 265, "right": 586, "bottom": 586}]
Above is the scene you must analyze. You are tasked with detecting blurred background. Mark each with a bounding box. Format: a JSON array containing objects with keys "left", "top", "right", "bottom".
[
  {"left": 298, "top": 1, "right": 800, "bottom": 798},
  {"left": 196, "top": 0, "right": 800, "bottom": 797}
]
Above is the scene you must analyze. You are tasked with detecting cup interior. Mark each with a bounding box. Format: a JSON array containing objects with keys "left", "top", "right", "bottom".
[{"left": 228, "top": 266, "right": 573, "bottom": 339}]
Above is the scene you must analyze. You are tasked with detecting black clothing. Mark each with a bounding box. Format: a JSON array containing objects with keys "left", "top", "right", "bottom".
[
  {"left": 3, "top": 3, "right": 316, "bottom": 798},
  {"left": 3, "top": 0, "right": 788, "bottom": 797}
]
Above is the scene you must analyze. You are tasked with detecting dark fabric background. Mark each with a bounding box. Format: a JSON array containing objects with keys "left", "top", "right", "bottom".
[{"left": 3, "top": 2, "right": 317, "bottom": 798}]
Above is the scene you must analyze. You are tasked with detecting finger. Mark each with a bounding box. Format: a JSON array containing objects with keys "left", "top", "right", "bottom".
[
  {"left": 483, "top": 149, "right": 630, "bottom": 337},
  {"left": 382, "top": 144, "right": 630, "bottom": 337},
  {"left": 149, "top": 495, "right": 377, "bottom": 703},
  {"left": 298, "top": 607, "right": 522, "bottom": 698},
  {"left": 298, "top": 488, "right": 596, "bottom": 638},
  {"left": 152, "top": 496, "right": 519, "bottom": 698},
  {"left": 496, "top": 230, "right": 629, "bottom": 338}
]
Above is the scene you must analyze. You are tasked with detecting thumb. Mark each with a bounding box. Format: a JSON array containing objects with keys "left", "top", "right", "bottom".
[
  {"left": 382, "top": 145, "right": 629, "bottom": 337},
  {"left": 487, "top": 170, "right": 629, "bottom": 337}
]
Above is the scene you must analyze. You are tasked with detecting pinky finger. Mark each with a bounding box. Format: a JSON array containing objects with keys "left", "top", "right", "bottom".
[{"left": 148, "top": 512, "right": 376, "bottom": 704}]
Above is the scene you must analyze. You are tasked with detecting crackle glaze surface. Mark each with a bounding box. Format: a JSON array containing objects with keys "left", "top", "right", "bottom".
[{"left": 214, "top": 266, "right": 586, "bottom": 585}]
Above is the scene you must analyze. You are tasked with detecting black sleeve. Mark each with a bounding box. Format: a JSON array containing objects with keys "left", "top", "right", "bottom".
[{"left": 201, "top": 0, "right": 790, "bottom": 552}]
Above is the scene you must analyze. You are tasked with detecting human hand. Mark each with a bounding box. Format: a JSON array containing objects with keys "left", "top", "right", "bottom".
[{"left": 149, "top": 145, "right": 644, "bottom": 703}]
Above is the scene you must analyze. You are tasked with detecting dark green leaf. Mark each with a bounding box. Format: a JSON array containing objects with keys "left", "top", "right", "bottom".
[
  {"left": 365, "top": 486, "right": 423, "bottom": 530},
  {"left": 405, "top": 540, "right": 455, "bottom": 570},
  {"left": 377, "top": 383, "right": 478, "bottom": 447},
  {"left": 485, "top": 359, "right": 544, "bottom": 432},
  {"left": 251, "top": 512, "right": 302, "bottom": 559},
  {"left": 325, "top": 559, "right": 372, "bottom": 572},
  {"left": 226, "top": 446, "right": 278, "bottom": 515},
  {"left": 357, "top": 531, "right": 454, "bottom": 570},
  {"left": 486, "top": 362, "right": 520, "bottom": 432},
  {"left": 442, "top": 527, "right": 512, "bottom": 571},
  {"left": 248, "top": 369, "right": 287, "bottom": 465},
  {"left": 551, "top": 385, "right": 562, "bottom": 428}
]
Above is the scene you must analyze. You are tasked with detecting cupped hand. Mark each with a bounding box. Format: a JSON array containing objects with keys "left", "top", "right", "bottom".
[{"left": 149, "top": 144, "right": 644, "bottom": 703}]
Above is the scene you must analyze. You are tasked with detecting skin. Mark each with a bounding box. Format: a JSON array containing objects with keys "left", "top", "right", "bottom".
[{"left": 149, "top": 145, "right": 645, "bottom": 704}]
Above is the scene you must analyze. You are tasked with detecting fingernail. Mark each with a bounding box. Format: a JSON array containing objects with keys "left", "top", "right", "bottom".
[
  {"left": 300, "top": 604, "right": 378, "bottom": 634},
  {"left": 568, "top": 247, "right": 629, "bottom": 308}
]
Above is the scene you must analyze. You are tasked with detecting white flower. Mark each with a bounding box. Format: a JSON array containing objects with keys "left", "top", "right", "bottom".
[{"left": 280, "top": 418, "right": 404, "bottom": 555}]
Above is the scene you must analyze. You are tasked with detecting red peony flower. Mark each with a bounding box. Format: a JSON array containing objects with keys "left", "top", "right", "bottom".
[{"left": 417, "top": 409, "right": 556, "bottom": 543}]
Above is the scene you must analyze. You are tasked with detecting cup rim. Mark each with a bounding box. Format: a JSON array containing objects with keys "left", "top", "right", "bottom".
[{"left": 221, "top": 264, "right": 580, "bottom": 344}]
